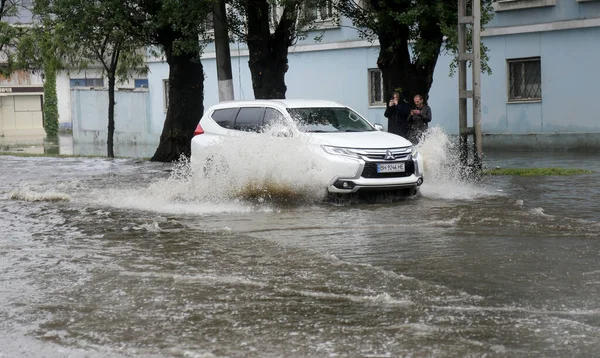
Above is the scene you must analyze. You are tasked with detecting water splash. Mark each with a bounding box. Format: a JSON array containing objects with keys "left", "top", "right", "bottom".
[
  {"left": 188, "top": 134, "right": 331, "bottom": 204},
  {"left": 416, "top": 127, "right": 496, "bottom": 200},
  {"left": 85, "top": 135, "right": 331, "bottom": 213},
  {"left": 85, "top": 127, "right": 497, "bottom": 213},
  {"left": 9, "top": 187, "right": 71, "bottom": 202}
]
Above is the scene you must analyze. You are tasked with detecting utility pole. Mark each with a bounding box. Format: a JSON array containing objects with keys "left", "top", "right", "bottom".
[
  {"left": 213, "top": 0, "right": 234, "bottom": 102},
  {"left": 457, "top": 0, "right": 483, "bottom": 168}
]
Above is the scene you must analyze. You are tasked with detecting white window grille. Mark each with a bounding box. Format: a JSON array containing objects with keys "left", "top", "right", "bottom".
[
  {"left": 368, "top": 68, "right": 384, "bottom": 106},
  {"left": 304, "top": 0, "right": 336, "bottom": 22}
]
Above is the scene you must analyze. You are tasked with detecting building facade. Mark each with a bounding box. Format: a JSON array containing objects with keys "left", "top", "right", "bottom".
[
  {"left": 0, "top": 0, "right": 45, "bottom": 141},
  {"left": 478, "top": 0, "right": 600, "bottom": 149},
  {"left": 68, "top": 0, "right": 600, "bottom": 151}
]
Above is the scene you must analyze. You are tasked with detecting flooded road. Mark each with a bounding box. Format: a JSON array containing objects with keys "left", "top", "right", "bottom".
[{"left": 2, "top": 132, "right": 600, "bottom": 357}]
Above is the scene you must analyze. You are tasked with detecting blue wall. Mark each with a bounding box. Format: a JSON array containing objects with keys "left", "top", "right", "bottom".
[
  {"left": 480, "top": 26, "right": 600, "bottom": 133},
  {"left": 142, "top": 0, "right": 600, "bottom": 141},
  {"left": 487, "top": 0, "right": 600, "bottom": 27}
]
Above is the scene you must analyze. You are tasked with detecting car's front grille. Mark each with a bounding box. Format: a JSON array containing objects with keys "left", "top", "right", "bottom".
[
  {"left": 362, "top": 153, "right": 411, "bottom": 160},
  {"left": 361, "top": 161, "right": 415, "bottom": 178},
  {"left": 352, "top": 147, "right": 412, "bottom": 161}
]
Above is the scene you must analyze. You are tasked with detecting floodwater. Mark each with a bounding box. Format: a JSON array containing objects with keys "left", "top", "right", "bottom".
[{"left": 2, "top": 129, "right": 600, "bottom": 357}]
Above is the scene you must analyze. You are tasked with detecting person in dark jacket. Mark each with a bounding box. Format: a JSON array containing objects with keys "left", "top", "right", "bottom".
[
  {"left": 384, "top": 91, "right": 411, "bottom": 138},
  {"left": 407, "top": 94, "right": 432, "bottom": 144}
]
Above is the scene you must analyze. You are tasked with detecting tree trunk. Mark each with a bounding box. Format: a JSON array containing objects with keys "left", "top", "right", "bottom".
[
  {"left": 151, "top": 31, "right": 204, "bottom": 162},
  {"left": 107, "top": 73, "right": 115, "bottom": 158},
  {"left": 246, "top": 0, "right": 292, "bottom": 99},
  {"left": 377, "top": 24, "right": 442, "bottom": 105}
]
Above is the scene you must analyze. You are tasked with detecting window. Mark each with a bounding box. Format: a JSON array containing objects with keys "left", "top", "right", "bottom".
[
  {"left": 494, "top": 0, "right": 556, "bottom": 11},
  {"left": 134, "top": 79, "right": 149, "bottom": 88},
  {"left": 287, "top": 107, "right": 375, "bottom": 133},
  {"left": 508, "top": 57, "right": 541, "bottom": 102},
  {"left": 234, "top": 107, "right": 266, "bottom": 132},
  {"left": 211, "top": 108, "right": 239, "bottom": 128},
  {"left": 303, "top": 0, "right": 336, "bottom": 22},
  {"left": 163, "top": 79, "right": 169, "bottom": 111},
  {"left": 264, "top": 108, "right": 286, "bottom": 127},
  {"left": 70, "top": 78, "right": 104, "bottom": 87},
  {"left": 368, "top": 69, "right": 384, "bottom": 106},
  {"left": 204, "top": 12, "right": 214, "bottom": 33}
]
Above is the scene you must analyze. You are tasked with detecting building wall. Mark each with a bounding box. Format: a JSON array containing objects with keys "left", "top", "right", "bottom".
[
  {"left": 56, "top": 69, "right": 147, "bottom": 131},
  {"left": 0, "top": 71, "right": 45, "bottom": 140},
  {"left": 141, "top": 0, "right": 600, "bottom": 150},
  {"left": 71, "top": 89, "right": 154, "bottom": 145},
  {"left": 0, "top": 95, "right": 45, "bottom": 138},
  {"left": 147, "top": 42, "right": 461, "bottom": 134},
  {"left": 489, "top": 0, "right": 600, "bottom": 28}
]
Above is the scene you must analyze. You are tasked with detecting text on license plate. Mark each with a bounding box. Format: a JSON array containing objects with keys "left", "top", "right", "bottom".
[{"left": 377, "top": 162, "right": 405, "bottom": 173}]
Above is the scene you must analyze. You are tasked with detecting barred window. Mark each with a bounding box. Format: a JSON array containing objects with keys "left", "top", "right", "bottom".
[
  {"left": 508, "top": 57, "right": 541, "bottom": 102},
  {"left": 368, "top": 68, "right": 384, "bottom": 106},
  {"left": 303, "top": 0, "right": 336, "bottom": 22}
]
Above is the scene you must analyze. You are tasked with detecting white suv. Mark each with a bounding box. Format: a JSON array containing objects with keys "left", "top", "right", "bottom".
[{"left": 191, "top": 99, "right": 424, "bottom": 195}]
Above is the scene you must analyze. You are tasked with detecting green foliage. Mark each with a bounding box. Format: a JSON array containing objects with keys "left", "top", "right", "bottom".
[
  {"left": 484, "top": 168, "right": 593, "bottom": 176},
  {"left": 335, "top": 0, "right": 495, "bottom": 76},
  {"left": 227, "top": 0, "right": 331, "bottom": 45},
  {"left": 0, "top": 1, "right": 30, "bottom": 76},
  {"left": 33, "top": 0, "right": 148, "bottom": 80},
  {"left": 119, "top": 0, "right": 213, "bottom": 59}
]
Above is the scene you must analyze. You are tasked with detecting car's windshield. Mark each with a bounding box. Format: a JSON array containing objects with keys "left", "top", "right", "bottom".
[{"left": 287, "top": 107, "right": 375, "bottom": 133}]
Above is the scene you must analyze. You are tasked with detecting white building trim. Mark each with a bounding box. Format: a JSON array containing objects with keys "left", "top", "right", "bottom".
[
  {"left": 199, "top": 39, "right": 380, "bottom": 60},
  {"left": 144, "top": 17, "right": 600, "bottom": 62},
  {"left": 146, "top": 39, "right": 381, "bottom": 63},
  {"left": 482, "top": 17, "right": 600, "bottom": 37},
  {"left": 493, "top": 0, "right": 556, "bottom": 12}
]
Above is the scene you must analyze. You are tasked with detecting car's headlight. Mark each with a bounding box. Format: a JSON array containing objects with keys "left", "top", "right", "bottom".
[{"left": 321, "top": 145, "right": 360, "bottom": 158}]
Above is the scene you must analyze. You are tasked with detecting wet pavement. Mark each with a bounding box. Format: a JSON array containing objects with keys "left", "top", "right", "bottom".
[{"left": 1, "top": 131, "right": 600, "bottom": 357}]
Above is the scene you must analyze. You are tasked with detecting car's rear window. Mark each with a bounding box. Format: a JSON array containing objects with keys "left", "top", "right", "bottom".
[
  {"left": 287, "top": 107, "right": 375, "bottom": 133},
  {"left": 211, "top": 108, "right": 239, "bottom": 128}
]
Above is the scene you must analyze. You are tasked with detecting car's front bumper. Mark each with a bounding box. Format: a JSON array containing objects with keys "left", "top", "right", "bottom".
[{"left": 322, "top": 151, "right": 425, "bottom": 194}]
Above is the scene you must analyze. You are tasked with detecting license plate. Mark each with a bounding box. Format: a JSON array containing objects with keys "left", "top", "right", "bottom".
[{"left": 377, "top": 162, "right": 405, "bottom": 173}]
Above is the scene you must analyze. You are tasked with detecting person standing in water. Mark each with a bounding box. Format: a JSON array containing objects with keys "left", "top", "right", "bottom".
[
  {"left": 384, "top": 91, "right": 411, "bottom": 138},
  {"left": 407, "top": 94, "right": 432, "bottom": 144}
]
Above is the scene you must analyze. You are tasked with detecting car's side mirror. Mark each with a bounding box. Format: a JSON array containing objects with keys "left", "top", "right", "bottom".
[{"left": 374, "top": 123, "right": 384, "bottom": 131}]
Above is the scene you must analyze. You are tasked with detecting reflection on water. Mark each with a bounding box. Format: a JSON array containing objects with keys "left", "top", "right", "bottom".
[
  {"left": 71, "top": 141, "right": 158, "bottom": 159},
  {"left": 0, "top": 133, "right": 159, "bottom": 158},
  {"left": 2, "top": 128, "right": 600, "bottom": 357}
]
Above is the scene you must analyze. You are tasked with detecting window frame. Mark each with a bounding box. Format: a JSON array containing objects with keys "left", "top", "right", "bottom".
[
  {"left": 233, "top": 106, "right": 267, "bottom": 132},
  {"left": 507, "top": 57, "right": 542, "bottom": 103},
  {"left": 367, "top": 68, "right": 385, "bottom": 107},
  {"left": 134, "top": 79, "right": 149, "bottom": 89},
  {"left": 211, "top": 107, "right": 240, "bottom": 129},
  {"left": 302, "top": 0, "right": 339, "bottom": 28},
  {"left": 70, "top": 78, "right": 104, "bottom": 88},
  {"left": 493, "top": 0, "right": 556, "bottom": 12}
]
